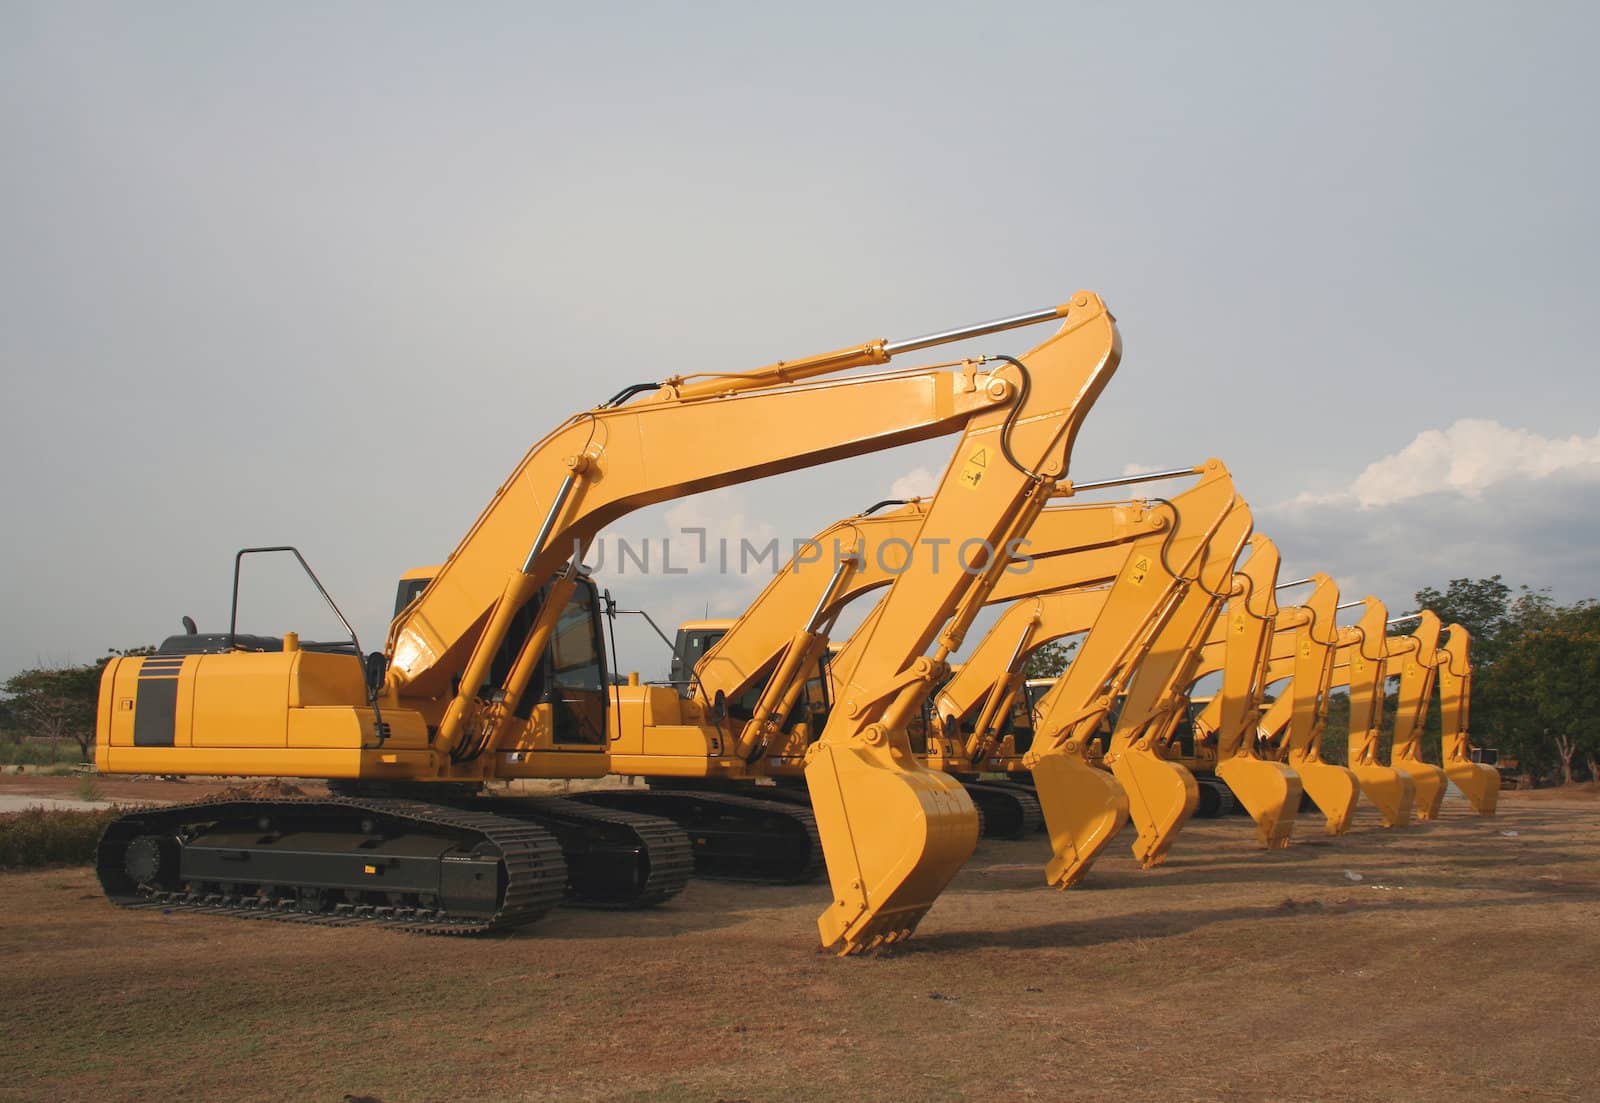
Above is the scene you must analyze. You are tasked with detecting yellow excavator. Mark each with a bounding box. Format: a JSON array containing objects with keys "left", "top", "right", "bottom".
[{"left": 94, "top": 292, "right": 1123, "bottom": 953}]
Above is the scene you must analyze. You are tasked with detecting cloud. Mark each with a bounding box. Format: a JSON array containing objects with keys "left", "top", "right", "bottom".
[
  {"left": 890, "top": 466, "right": 940, "bottom": 500},
  {"left": 1260, "top": 451, "right": 1600, "bottom": 615},
  {"left": 1121, "top": 462, "right": 1165, "bottom": 477},
  {"left": 1291, "top": 419, "right": 1600, "bottom": 508}
]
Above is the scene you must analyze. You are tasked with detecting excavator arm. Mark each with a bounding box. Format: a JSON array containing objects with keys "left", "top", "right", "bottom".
[
  {"left": 1256, "top": 576, "right": 1361, "bottom": 834},
  {"left": 1099, "top": 498, "right": 1254, "bottom": 868},
  {"left": 1334, "top": 599, "right": 1418, "bottom": 827},
  {"left": 1183, "top": 536, "right": 1303, "bottom": 847},
  {"left": 1437, "top": 626, "right": 1499, "bottom": 814},
  {"left": 933, "top": 585, "right": 1113, "bottom": 763},
  {"left": 806, "top": 297, "right": 1124, "bottom": 951},
  {"left": 1389, "top": 612, "right": 1449, "bottom": 820}
]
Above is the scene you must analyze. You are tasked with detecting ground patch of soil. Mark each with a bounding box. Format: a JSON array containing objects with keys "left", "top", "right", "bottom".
[
  {"left": 1513, "top": 781, "right": 1600, "bottom": 800},
  {"left": 209, "top": 778, "right": 309, "bottom": 801},
  {"left": 0, "top": 773, "right": 327, "bottom": 805},
  {"left": 2, "top": 791, "right": 1596, "bottom": 1103}
]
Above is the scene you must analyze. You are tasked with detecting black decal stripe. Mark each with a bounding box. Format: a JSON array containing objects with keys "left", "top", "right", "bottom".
[{"left": 133, "top": 677, "right": 179, "bottom": 747}]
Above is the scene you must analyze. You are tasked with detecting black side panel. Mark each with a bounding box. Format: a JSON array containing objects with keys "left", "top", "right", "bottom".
[{"left": 133, "top": 678, "right": 178, "bottom": 747}]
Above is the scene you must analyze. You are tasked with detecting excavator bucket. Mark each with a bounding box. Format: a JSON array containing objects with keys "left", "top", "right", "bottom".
[
  {"left": 1296, "top": 763, "right": 1361, "bottom": 835},
  {"left": 1030, "top": 754, "right": 1131, "bottom": 888},
  {"left": 1351, "top": 764, "right": 1416, "bottom": 828},
  {"left": 1406, "top": 763, "right": 1448, "bottom": 821},
  {"left": 1109, "top": 754, "right": 1200, "bottom": 868},
  {"left": 806, "top": 741, "right": 978, "bottom": 954},
  {"left": 1445, "top": 762, "right": 1501, "bottom": 815},
  {"left": 1215, "top": 757, "right": 1301, "bottom": 848}
]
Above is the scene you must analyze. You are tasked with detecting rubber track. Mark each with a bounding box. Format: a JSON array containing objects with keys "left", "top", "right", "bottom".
[
  {"left": 1194, "top": 776, "right": 1237, "bottom": 818},
  {"left": 571, "top": 789, "right": 825, "bottom": 884},
  {"left": 96, "top": 797, "right": 566, "bottom": 935},
  {"left": 962, "top": 780, "right": 1045, "bottom": 839},
  {"left": 994, "top": 775, "right": 1042, "bottom": 831},
  {"left": 484, "top": 796, "right": 694, "bottom": 909}
]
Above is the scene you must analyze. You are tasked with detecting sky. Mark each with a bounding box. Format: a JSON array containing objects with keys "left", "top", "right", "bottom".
[{"left": 2, "top": 1, "right": 1597, "bottom": 682}]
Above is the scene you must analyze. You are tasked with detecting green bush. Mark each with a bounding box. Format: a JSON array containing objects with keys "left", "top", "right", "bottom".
[{"left": 0, "top": 807, "right": 121, "bottom": 870}]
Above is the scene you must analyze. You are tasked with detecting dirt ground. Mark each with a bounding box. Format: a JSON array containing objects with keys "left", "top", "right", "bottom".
[{"left": 4, "top": 790, "right": 1597, "bottom": 1103}]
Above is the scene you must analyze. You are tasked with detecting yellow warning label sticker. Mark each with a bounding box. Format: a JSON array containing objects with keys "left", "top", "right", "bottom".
[
  {"left": 958, "top": 446, "right": 988, "bottom": 490},
  {"left": 1231, "top": 614, "right": 1246, "bottom": 635},
  {"left": 1127, "top": 555, "right": 1150, "bottom": 586}
]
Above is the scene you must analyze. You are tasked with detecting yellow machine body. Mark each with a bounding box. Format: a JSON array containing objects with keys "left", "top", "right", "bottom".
[{"left": 98, "top": 642, "right": 441, "bottom": 779}]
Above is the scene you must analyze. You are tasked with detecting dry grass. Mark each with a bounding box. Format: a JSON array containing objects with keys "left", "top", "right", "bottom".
[{"left": 3, "top": 794, "right": 1598, "bottom": 1102}]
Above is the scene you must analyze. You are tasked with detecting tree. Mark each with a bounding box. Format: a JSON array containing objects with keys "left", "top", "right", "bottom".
[
  {"left": 1319, "top": 691, "right": 1351, "bottom": 766},
  {"left": 1477, "top": 601, "right": 1600, "bottom": 784},
  {"left": 1412, "top": 575, "right": 1552, "bottom": 666},
  {"left": 1023, "top": 637, "right": 1078, "bottom": 680},
  {"left": 2, "top": 646, "right": 154, "bottom": 762},
  {"left": 1406, "top": 576, "right": 1558, "bottom": 774},
  {"left": 2, "top": 665, "right": 102, "bottom": 761}
]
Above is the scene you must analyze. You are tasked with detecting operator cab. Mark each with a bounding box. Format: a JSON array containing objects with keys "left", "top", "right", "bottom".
[
  {"left": 395, "top": 568, "right": 610, "bottom": 746},
  {"left": 670, "top": 621, "right": 731, "bottom": 692}
]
